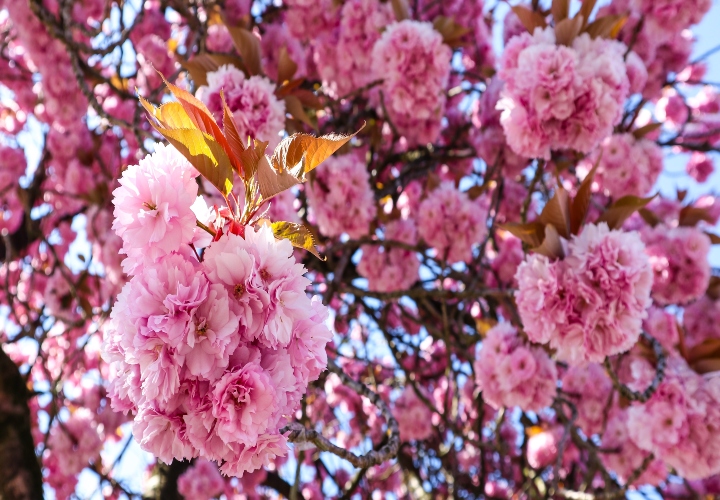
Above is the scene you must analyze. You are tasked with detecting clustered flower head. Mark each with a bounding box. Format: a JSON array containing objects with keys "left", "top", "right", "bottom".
[
  {"left": 178, "top": 459, "right": 226, "bottom": 500},
  {"left": 305, "top": 152, "right": 377, "bottom": 239},
  {"left": 372, "top": 20, "right": 452, "bottom": 146},
  {"left": 627, "top": 356, "right": 720, "bottom": 480},
  {"left": 392, "top": 386, "right": 434, "bottom": 442},
  {"left": 498, "top": 27, "right": 632, "bottom": 159},
  {"left": 104, "top": 145, "right": 332, "bottom": 476},
  {"left": 641, "top": 224, "right": 711, "bottom": 305},
  {"left": 417, "top": 182, "right": 488, "bottom": 264},
  {"left": 515, "top": 223, "right": 653, "bottom": 364},
  {"left": 561, "top": 364, "right": 613, "bottom": 436},
  {"left": 197, "top": 65, "right": 286, "bottom": 149},
  {"left": 474, "top": 323, "right": 558, "bottom": 412},
  {"left": 581, "top": 133, "right": 664, "bottom": 198},
  {"left": 358, "top": 218, "right": 420, "bottom": 292}
]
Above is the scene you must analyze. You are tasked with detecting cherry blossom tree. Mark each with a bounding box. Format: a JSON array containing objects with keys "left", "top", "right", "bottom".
[{"left": 1, "top": 0, "right": 720, "bottom": 499}]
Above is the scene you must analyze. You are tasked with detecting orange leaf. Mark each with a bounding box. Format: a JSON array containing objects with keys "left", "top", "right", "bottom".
[
  {"left": 284, "top": 94, "right": 316, "bottom": 130},
  {"left": 570, "top": 162, "right": 597, "bottom": 234},
  {"left": 533, "top": 224, "right": 565, "bottom": 259},
  {"left": 220, "top": 90, "right": 247, "bottom": 177},
  {"left": 277, "top": 46, "right": 298, "bottom": 84},
  {"left": 500, "top": 222, "right": 546, "bottom": 248},
  {"left": 181, "top": 53, "right": 245, "bottom": 87},
  {"left": 584, "top": 14, "right": 625, "bottom": 39},
  {"left": 595, "top": 194, "right": 657, "bottom": 230}
]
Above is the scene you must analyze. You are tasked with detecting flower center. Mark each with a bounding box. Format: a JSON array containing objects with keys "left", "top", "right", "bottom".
[{"left": 234, "top": 283, "right": 246, "bottom": 298}]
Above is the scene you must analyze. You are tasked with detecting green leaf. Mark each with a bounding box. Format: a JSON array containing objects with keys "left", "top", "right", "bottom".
[{"left": 271, "top": 221, "right": 325, "bottom": 260}]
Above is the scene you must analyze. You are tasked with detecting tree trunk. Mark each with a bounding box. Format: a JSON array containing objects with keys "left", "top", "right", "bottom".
[{"left": 0, "top": 346, "right": 43, "bottom": 500}]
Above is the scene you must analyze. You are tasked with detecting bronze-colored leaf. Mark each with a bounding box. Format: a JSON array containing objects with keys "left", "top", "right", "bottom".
[
  {"left": 538, "top": 186, "right": 571, "bottom": 239},
  {"left": 292, "top": 89, "right": 324, "bottom": 110},
  {"left": 609, "top": 15, "right": 627, "bottom": 38},
  {"left": 425, "top": 171, "right": 442, "bottom": 193},
  {"left": 158, "top": 74, "right": 245, "bottom": 176},
  {"left": 677, "top": 189, "right": 688, "bottom": 202},
  {"left": 277, "top": 46, "right": 298, "bottom": 84},
  {"left": 432, "top": 16, "right": 471, "bottom": 48},
  {"left": 276, "top": 78, "right": 305, "bottom": 99},
  {"left": 465, "top": 185, "right": 486, "bottom": 201},
  {"left": 692, "top": 358, "right": 720, "bottom": 375},
  {"left": 391, "top": 0, "right": 410, "bottom": 21},
  {"left": 271, "top": 221, "right": 325, "bottom": 260},
  {"left": 227, "top": 26, "right": 263, "bottom": 76},
  {"left": 270, "top": 126, "right": 363, "bottom": 180},
  {"left": 257, "top": 150, "right": 301, "bottom": 201},
  {"left": 153, "top": 126, "right": 234, "bottom": 197},
  {"left": 511, "top": 5, "right": 548, "bottom": 34},
  {"left": 570, "top": 162, "right": 597, "bottom": 235},
  {"left": 181, "top": 53, "right": 246, "bottom": 87},
  {"left": 284, "top": 94, "right": 316, "bottom": 130},
  {"left": 679, "top": 206, "right": 715, "bottom": 227},
  {"left": 500, "top": 222, "right": 546, "bottom": 248},
  {"left": 238, "top": 139, "right": 268, "bottom": 180},
  {"left": 687, "top": 339, "right": 720, "bottom": 364},
  {"left": 584, "top": 14, "right": 624, "bottom": 39},
  {"left": 708, "top": 276, "right": 720, "bottom": 301},
  {"left": 533, "top": 224, "right": 565, "bottom": 259},
  {"left": 706, "top": 231, "right": 720, "bottom": 245},
  {"left": 551, "top": 0, "right": 570, "bottom": 22},
  {"left": 577, "top": 0, "right": 598, "bottom": 28},
  {"left": 220, "top": 91, "right": 246, "bottom": 177},
  {"left": 555, "top": 15, "right": 584, "bottom": 46},
  {"left": 595, "top": 194, "right": 657, "bottom": 230},
  {"left": 632, "top": 122, "right": 663, "bottom": 139},
  {"left": 638, "top": 208, "right": 661, "bottom": 227}
]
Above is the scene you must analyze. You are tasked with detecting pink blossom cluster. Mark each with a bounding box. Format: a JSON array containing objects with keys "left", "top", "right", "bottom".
[
  {"left": 581, "top": 133, "right": 664, "bottom": 199},
  {"left": 178, "top": 459, "right": 226, "bottom": 500},
  {"left": 515, "top": 223, "right": 653, "bottom": 364},
  {"left": 305, "top": 152, "right": 376, "bottom": 239},
  {"left": 283, "top": 0, "right": 340, "bottom": 42},
  {"left": 317, "top": 0, "right": 393, "bottom": 97},
  {"left": 197, "top": 65, "right": 286, "bottom": 149},
  {"left": 627, "top": 357, "right": 720, "bottom": 480},
  {"left": 631, "top": 0, "right": 711, "bottom": 44},
  {"left": 372, "top": 20, "right": 452, "bottom": 146},
  {"left": 105, "top": 146, "right": 332, "bottom": 476},
  {"left": 474, "top": 323, "right": 557, "bottom": 412},
  {"left": 470, "top": 77, "right": 528, "bottom": 177},
  {"left": 392, "top": 386, "right": 434, "bottom": 442},
  {"left": 0, "top": 145, "right": 26, "bottom": 234},
  {"left": 686, "top": 152, "right": 715, "bottom": 183},
  {"left": 640, "top": 224, "right": 711, "bottom": 305},
  {"left": 601, "top": 410, "right": 668, "bottom": 486},
  {"left": 498, "top": 28, "right": 631, "bottom": 159},
  {"left": 561, "top": 364, "right": 612, "bottom": 436},
  {"left": 358, "top": 218, "right": 420, "bottom": 292},
  {"left": 683, "top": 295, "right": 720, "bottom": 349},
  {"left": 417, "top": 183, "right": 488, "bottom": 264}
]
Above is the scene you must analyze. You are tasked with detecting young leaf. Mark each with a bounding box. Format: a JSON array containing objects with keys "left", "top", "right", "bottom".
[
  {"left": 238, "top": 139, "right": 269, "bottom": 180},
  {"left": 159, "top": 75, "right": 245, "bottom": 176},
  {"left": 271, "top": 221, "right": 325, "bottom": 260},
  {"left": 257, "top": 150, "right": 301, "bottom": 201},
  {"left": 691, "top": 358, "right": 720, "bottom": 375},
  {"left": 638, "top": 208, "right": 661, "bottom": 227},
  {"left": 584, "top": 14, "right": 624, "bottom": 39},
  {"left": 157, "top": 127, "right": 234, "bottom": 196},
  {"left": 227, "top": 26, "right": 263, "bottom": 76},
  {"left": 391, "top": 0, "right": 410, "bottom": 21},
  {"left": 285, "top": 94, "right": 316, "bottom": 129},
  {"left": 687, "top": 338, "right": 720, "bottom": 364},
  {"left": 432, "top": 16, "right": 471, "bottom": 48},
  {"left": 632, "top": 122, "right": 663, "bottom": 140},
  {"left": 538, "top": 186, "right": 571, "bottom": 239},
  {"left": 595, "top": 194, "right": 656, "bottom": 230},
  {"left": 511, "top": 6, "right": 547, "bottom": 33},
  {"left": 577, "top": 0, "right": 598, "bottom": 28},
  {"left": 140, "top": 96, "right": 235, "bottom": 196},
  {"left": 551, "top": 0, "right": 570, "bottom": 22},
  {"left": 555, "top": 15, "right": 584, "bottom": 46},
  {"left": 706, "top": 231, "right": 720, "bottom": 245},
  {"left": 277, "top": 46, "right": 298, "bottom": 84},
  {"left": 500, "top": 222, "right": 546, "bottom": 248},
  {"left": 181, "top": 53, "right": 245, "bottom": 87},
  {"left": 533, "top": 224, "right": 565, "bottom": 259},
  {"left": 570, "top": 162, "right": 598, "bottom": 234},
  {"left": 679, "top": 206, "right": 715, "bottom": 227},
  {"left": 220, "top": 91, "right": 246, "bottom": 176},
  {"left": 270, "top": 126, "right": 363, "bottom": 180}
]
